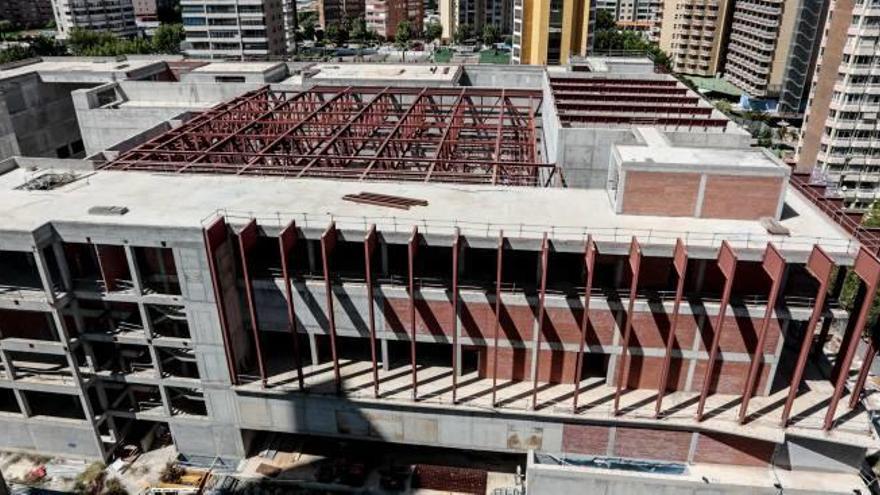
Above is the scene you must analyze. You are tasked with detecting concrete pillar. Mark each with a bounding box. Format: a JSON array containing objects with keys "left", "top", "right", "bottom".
[
  {"left": 308, "top": 332, "right": 319, "bottom": 367},
  {"left": 381, "top": 338, "right": 390, "bottom": 371}
]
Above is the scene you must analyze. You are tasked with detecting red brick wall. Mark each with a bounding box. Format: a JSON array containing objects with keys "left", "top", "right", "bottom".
[
  {"left": 617, "top": 355, "right": 688, "bottom": 390},
  {"left": 562, "top": 424, "right": 609, "bottom": 455},
  {"left": 478, "top": 346, "right": 531, "bottom": 381},
  {"left": 383, "top": 297, "right": 455, "bottom": 337},
  {"left": 693, "top": 432, "right": 776, "bottom": 466},
  {"left": 622, "top": 171, "right": 701, "bottom": 217},
  {"left": 691, "top": 360, "right": 770, "bottom": 395},
  {"left": 460, "top": 300, "right": 534, "bottom": 342},
  {"left": 697, "top": 316, "right": 781, "bottom": 355},
  {"left": 700, "top": 175, "right": 783, "bottom": 220},
  {"left": 614, "top": 427, "right": 691, "bottom": 461}
]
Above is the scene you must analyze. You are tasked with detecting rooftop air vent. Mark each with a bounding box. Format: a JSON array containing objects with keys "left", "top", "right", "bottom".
[{"left": 88, "top": 205, "right": 129, "bottom": 216}]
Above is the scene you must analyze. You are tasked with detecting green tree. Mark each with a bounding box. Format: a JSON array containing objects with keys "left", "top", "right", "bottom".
[
  {"left": 67, "top": 28, "right": 116, "bottom": 56},
  {"left": 327, "top": 20, "right": 349, "bottom": 46},
  {"left": 840, "top": 201, "right": 880, "bottom": 328},
  {"left": 152, "top": 23, "right": 183, "bottom": 54},
  {"left": 424, "top": 20, "right": 442, "bottom": 41},
  {"left": 595, "top": 9, "right": 616, "bottom": 31},
  {"left": 714, "top": 100, "right": 733, "bottom": 114},
  {"left": 300, "top": 15, "right": 316, "bottom": 41},
  {"left": 482, "top": 24, "right": 500, "bottom": 47},
  {"left": 0, "top": 20, "right": 14, "bottom": 42},
  {"left": 454, "top": 23, "right": 473, "bottom": 44},
  {"left": 350, "top": 16, "right": 368, "bottom": 43},
  {"left": 395, "top": 20, "right": 412, "bottom": 61}
]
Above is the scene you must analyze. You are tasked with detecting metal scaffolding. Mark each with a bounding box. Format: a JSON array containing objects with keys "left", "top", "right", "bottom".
[{"left": 101, "top": 86, "right": 553, "bottom": 186}]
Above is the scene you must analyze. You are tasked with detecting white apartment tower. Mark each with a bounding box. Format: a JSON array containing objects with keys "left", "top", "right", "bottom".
[
  {"left": 181, "top": 0, "right": 287, "bottom": 60},
  {"left": 51, "top": 0, "right": 138, "bottom": 38},
  {"left": 796, "top": 0, "right": 880, "bottom": 209}
]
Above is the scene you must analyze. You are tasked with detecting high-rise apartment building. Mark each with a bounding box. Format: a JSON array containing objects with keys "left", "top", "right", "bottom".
[
  {"left": 658, "top": 0, "right": 731, "bottom": 75},
  {"left": 439, "top": 0, "right": 513, "bottom": 40},
  {"left": 796, "top": 0, "right": 880, "bottom": 208},
  {"left": 181, "top": 0, "right": 287, "bottom": 61},
  {"left": 0, "top": 0, "right": 53, "bottom": 28},
  {"left": 365, "top": 0, "right": 423, "bottom": 38},
  {"left": 318, "top": 0, "right": 365, "bottom": 28},
  {"left": 723, "top": 0, "right": 828, "bottom": 112},
  {"left": 51, "top": 0, "right": 138, "bottom": 39},
  {"left": 512, "top": 0, "right": 592, "bottom": 65}
]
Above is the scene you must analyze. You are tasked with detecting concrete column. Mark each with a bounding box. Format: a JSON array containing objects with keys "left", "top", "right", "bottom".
[
  {"left": 51, "top": 241, "right": 73, "bottom": 293},
  {"left": 12, "top": 389, "right": 29, "bottom": 417},
  {"left": 158, "top": 384, "right": 173, "bottom": 417},
  {"left": 381, "top": 338, "right": 389, "bottom": 371},
  {"left": 307, "top": 240, "right": 317, "bottom": 274},
  {"left": 33, "top": 245, "right": 58, "bottom": 303},
  {"left": 381, "top": 242, "right": 389, "bottom": 277},
  {"left": 0, "top": 350, "right": 14, "bottom": 380},
  {"left": 308, "top": 332, "right": 319, "bottom": 367},
  {"left": 124, "top": 245, "right": 144, "bottom": 294}
]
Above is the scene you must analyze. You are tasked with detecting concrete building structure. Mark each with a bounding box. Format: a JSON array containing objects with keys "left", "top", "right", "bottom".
[
  {"left": 658, "top": 0, "right": 731, "bottom": 76},
  {"left": 0, "top": 57, "right": 173, "bottom": 163},
  {"left": 1, "top": 56, "right": 880, "bottom": 494},
  {"left": 723, "top": 0, "right": 828, "bottom": 113},
  {"left": 51, "top": 0, "right": 139, "bottom": 39},
  {"left": 794, "top": 0, "right": 880, "bottom": 209},
  {"left": 512, "top": 0, "right": 592, "bottom": 65},
  {"left": 438, "top": 0, "right": 513, "bottom": 40},
  {"left": 180, "top": 0, "right": 287, "bottom": 61},
  {"left": 0, "top": 0, "right": 53, "bottom": 29},
  {"left": 365, "top": 0, "right": 423, "bottom": 39}
]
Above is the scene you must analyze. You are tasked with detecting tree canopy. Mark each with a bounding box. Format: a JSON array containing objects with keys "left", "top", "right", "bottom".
[
  {"left": 454, "top": 23, "right": 474, "bottom": 44},
  {"left": 67, "top": 25, "right": 185, "bottom": 56},
  {"left": 424, "top": 21, "right": 442, "bottom": 41}
]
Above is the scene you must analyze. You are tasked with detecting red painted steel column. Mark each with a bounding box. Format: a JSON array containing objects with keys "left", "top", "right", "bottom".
[
  {"left": 451, "top": 228, "right": 461, "bottom": 403},
  {"left": 408, "top": 226, "right": 419, "bottom": 401},
  {"left": 738, "top": 243, "right": 786, "bottom": 423},
  {"left": 203, "top": 217, "right": 238, "bottom": 385},
  {"left": 655, "top": 239, "right": 688, "bottom": 418},
  {"left": 491, "top": 230, "right": 504, "bottom": 407},
  {"left": 573, "top": 236, "right": 597, "bottom": 413},
  {"left": 696, "top": 241, "right": 738, "bottom": 422},
  {"left": 320, "top": 222, "right": 342, "bottom": 392},
  {"left": 614, "top": 237, "right": 642, "bottom": 416},
  {"left": 364, "top": 225, "right": 380, "bottom": 398},
  {"left": 780, "top": 245, "right": 834, "bottom": 427},
  {"left": 824, "top": 248, "right": 880, "bottom": 429},
  {"left": 850, "top": 340, "right": 876, "bottom": 409},
  {"left": 531, "top": 233, "right": 550, "bottom": 411},
  {"left": 238, "top": 219, "right": 268, "bottom": 387},
  {"left": 278, "top": 221, "right": 304, "bottom": 390}
]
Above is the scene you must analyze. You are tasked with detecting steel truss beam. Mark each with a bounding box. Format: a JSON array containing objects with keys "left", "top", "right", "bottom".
[{"left": 102, "top": 87, "right": 550, "bottom": 186}]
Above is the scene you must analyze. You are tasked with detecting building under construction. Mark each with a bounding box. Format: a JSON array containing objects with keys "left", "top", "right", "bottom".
[{"left": 0, "top": 55, "right": 878, "bottom": 493}]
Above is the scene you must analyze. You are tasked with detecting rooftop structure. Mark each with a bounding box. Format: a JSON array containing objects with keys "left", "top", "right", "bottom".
[{"left": 0, "top": 57, "right": 878, "bottom": 495}]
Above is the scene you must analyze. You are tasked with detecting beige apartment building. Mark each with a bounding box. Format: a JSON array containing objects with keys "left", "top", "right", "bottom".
[
  {"left": 658, "top": 0, "right": 731, "bottom": 75},
  {"left": 512, "top": 0, "right": 592, "bottom": 65}
]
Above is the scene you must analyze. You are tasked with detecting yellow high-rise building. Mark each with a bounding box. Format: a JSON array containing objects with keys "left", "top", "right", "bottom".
[{"left": 512, "top": 0, "right": 593, "bottom": 65}]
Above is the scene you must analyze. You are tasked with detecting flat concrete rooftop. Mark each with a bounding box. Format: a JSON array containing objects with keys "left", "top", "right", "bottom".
[
  {"left": 0, "top": 164, "right": 856, "bottom": 260},
  {"left": 188, "top": 61, "right": 286, "bottom": 74},
  {"left": 306, "top": 63, "right": 461, "bottom": 82},
  {"left": 616, "top": 128, "right": 787, "bottom": 175},
  {"left": 0, "top": 57, "right": 166, "bottom": 82}
]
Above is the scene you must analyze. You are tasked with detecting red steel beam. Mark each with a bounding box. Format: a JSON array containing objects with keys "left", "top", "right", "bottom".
[
  {"left": 572, "top": 236, "right": 597, "bottom": 413},
  {"left": 655, "top": 239, "right": 688, "bottom": 418},
  {"left": 614, "top": 237, "right": 642, "bottom": 415},
  {"left": 696, "top": 241, "right": 738, "bottom": 422},
  {"left": 531, "top": 234, "right": 550, "bottom": 411},
  {"left": 780, "top": 245, "right": 834, "bottom": 427},
  {"left": 364, "top": 224, "right": 380, "bottom": 398},
  {"left": 203, "top": 217, "right": 238, "bottom": 385},
  {"left": 824, "top": 248, "right": 880, "bottom": 429},
  {"left": 850, "top": 337, "right": 877, "bottom": 409},
  {"left": 408, "top": 226, "right": 420, "bottom": 400},
  {"left": 491, "top": 230, "right": 505, "bottom": 407},
  {"left": 278, "top": 221, "right": 304, "bottom": 390},
  {"left": 238, "top": 219, "right": 268, "bottom": 387},
  {"left": 451, "top": 228, "right": 461, "bottom": 403},
  {"left": 738, "top": 243, "right": 786, "bottom": 423},
  {"left": 320, "top": 221, "right": 342, "bottom": 392}
]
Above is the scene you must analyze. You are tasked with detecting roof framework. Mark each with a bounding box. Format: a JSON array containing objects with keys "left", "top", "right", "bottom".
[{"left": 102, "top": 86, "right": 552, "bottom": 186}]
